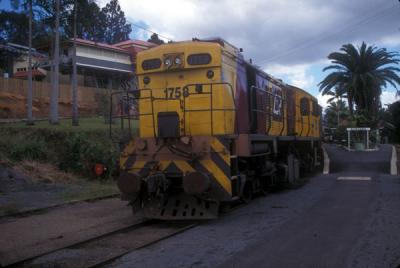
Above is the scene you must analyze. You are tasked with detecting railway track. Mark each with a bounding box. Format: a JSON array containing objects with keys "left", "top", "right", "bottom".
[
  {"left": 0, "top": 194, "right": 120, "bottom": 220},
  {"left": 5, "top": 180, "right": 311, "bottom": 267},
  {"left": 10, "top": 220, "right": 197, "bottom": 268},
  {"left": 7, "top": 203, "right": 245, "bottom": 267}
]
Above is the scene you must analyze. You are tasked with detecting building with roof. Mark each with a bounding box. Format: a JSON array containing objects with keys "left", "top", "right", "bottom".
[
  {"left": 1, "top": 38, "right": 157, "bottom": 90},
  {"left": 0, "top": 43, "right": 47, "bottom": 80},
  {"left": 40, "top": 38, "right": 157, "bottom": 89},
  {"left": 113, "top": 39, "right": 157, "bottom": 58}
]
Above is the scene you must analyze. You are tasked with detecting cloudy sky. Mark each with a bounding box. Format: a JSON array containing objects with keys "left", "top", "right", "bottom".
[
  {"left": 98, "top": 0, "right": 400, "bottom": 107},
  {"left": 1, "top": 0, "right": 398, "bottom": 106}
]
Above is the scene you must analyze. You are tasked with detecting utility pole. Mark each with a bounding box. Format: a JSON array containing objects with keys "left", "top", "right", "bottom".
[
  {"left": 72, "top": 0, "right": 79, "bottom": 126},
  {"left": 50, "top": 0, "right": 60, "bottom": 124},
  {"left": 27, "top": 0, "right": 34, "bottom": 125},
  {"left": 337, "top": 103, "right": 340, "bottom": 127}
]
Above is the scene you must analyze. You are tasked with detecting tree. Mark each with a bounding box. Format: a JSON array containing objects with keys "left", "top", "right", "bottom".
[
  {"left": 324, "top": 99, "right": 349, "bottom": 128},
  {"left": 325, "top": 86, "right": 347, "bottom": 104},
  {"left": 386, "top": 101, "right": 400, "bottom": 142},
  {"left": 319, "top": 42, "right": 400, "bottom": 120},
  {"left": 101, "top": 0, "right": 131, "bottom": 44},
  {"left": 1, "top": 1, "right": 110, "bottom": 45},
  {"left": 0, "top": 11, "right": 29, "bottom": 45},
  {"left": 6, "top": 0, "right": 34, "bottom": 124},
  {"left": 27, "top": 0, "right": 33, "bottom": 125},
  {"left": 147, "top": 33, "right": 164, "bottom": 45},
  {"left": 65, "top": 0, "right": 106, "bottom": 42},
  {"left": 71, "top": 0, "right": 78, "bottom": 126},
  {"left": 50, "top": 0, "right": 60, "bottom": 124}
]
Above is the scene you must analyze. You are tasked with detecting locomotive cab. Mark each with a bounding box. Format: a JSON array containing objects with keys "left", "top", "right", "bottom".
[
  {"left": 118, "top": 40, "right": 239, "bottom": 219},
  {"left": 137, "top": 41, "right": 236, "bottom": 137}
]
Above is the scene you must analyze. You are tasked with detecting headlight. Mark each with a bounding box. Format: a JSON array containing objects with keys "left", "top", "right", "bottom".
[
  {"left": 175, "top": 57, "right": 182, "bottom": 65},
  {"left": 143, "top": 76, "right": 150, "bottom": 84},
  {"left": 164, "top": 57, "right": 171, "bottom": 66},
  {"left": 206, "top": 70, "right": 214, "bottom": 79}
]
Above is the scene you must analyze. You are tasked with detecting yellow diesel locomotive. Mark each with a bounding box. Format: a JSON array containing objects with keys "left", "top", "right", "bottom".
[{"left": 115, "top": 38, "right": 322, "bottom": 219}]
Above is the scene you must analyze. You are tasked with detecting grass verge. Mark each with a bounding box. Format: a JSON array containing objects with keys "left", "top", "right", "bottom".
[
  {"left": 0, "top": 117, "right": 134, "bottom": 178},
  {"left": 61, "top": 180, "right": 119, "bottom": 202}
]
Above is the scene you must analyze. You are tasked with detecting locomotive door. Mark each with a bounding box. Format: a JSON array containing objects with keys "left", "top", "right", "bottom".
[
  {"left": 246, "top": 65, "right": 267, "bottom": 134},
  {"left": 255, "top": 76, "right": 267, "bottom": 134},
  {"left": 246, "top": 66, "right": 258, "bottom": 133},
  {"left": 287, "top": 88, "right": 296, "bottom": 136}
]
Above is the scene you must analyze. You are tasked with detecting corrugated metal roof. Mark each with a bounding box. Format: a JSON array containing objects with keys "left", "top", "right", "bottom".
[
  {"left": 0, "top": 43, "right": 46, "bottom": 58},
  {"left": 73, "top": 38, "right": 129, "bottom": 53},
  {"left": 113, "top": 39, "right": 157, "bottom": 48}
]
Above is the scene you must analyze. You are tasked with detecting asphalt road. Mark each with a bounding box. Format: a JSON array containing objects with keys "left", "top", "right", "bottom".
[
  {"left": 324, "top": 144, "right": 393, "bottom": 174},
  {"left": 220, "top": 144, "right": 399, "bottom": 268},
  {"left": 107, "top": 144, "right": 400, "bottom": 268}
]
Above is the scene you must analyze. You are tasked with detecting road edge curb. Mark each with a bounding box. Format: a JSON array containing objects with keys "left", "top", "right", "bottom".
[
  {"left": 391, "top": 145, "right": 398, "bottom": 175},
  {"left": 322, "top": 145, "right": 329, "bottom": 174}
]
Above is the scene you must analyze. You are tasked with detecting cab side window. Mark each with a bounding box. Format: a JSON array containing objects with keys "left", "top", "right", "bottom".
[
  {"left": 272, "top": 87, "right": 283, "bottom": 117},
  {"left": 312, "top": 100, "right": 319, "bottom": 116},
  {"left": 300, "top": 97, "right": 310, "bottom": 116}
]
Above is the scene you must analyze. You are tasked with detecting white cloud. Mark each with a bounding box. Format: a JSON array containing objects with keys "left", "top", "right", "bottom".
[
  {"left": 317, "top": 92, "right": 331, "bottom": 109},
  {"left": 381, "top": 91, "right": 399, "bottom": 106},
  {"left": 380, "top": 34, "right": 400, "bottom": 47},
  {"left": 265, "top": 63, "right": 315, "bottom": 90},
  {"left": 100, "top": 0, "right": 400, "bottom": 68},
  {"left": 98, "top": 0, "right": 400, "bottom": 102}
]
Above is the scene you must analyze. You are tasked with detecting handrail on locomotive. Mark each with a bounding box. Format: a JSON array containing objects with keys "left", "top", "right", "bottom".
[{"left": 109, "top": 82, "right": 236, "bottom": 140}]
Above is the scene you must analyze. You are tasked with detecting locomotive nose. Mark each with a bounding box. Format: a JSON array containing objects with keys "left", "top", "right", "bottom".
[
  {"left": 183, "top": 171, "right": 210, "bottom": 195},
  {"left": 117, "top": 171, "right": 141, "bottom": 194}
]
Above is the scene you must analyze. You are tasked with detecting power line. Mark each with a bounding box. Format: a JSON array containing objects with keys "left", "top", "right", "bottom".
[
  {"left": 130, "top": 22, "right": 173, "bottom": 42},
  {"left": 261, "top": 5, "right": 397, "bottom": 63},
  {"left": 256, "top": 3, "right": 399, "bottom": 65},
  {"left": 260, "top": 4, "right": 397, "bottom": 64}
]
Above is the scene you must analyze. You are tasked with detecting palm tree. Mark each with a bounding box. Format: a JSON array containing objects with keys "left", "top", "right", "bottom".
[
  {"left": 325, "top": 86, "right": 347, "bottom": 104},
  {"left": 319, "top": 42, "right": 400, "bottom": 119},
  {"left": 325, "top": 99, "right": 348, "bottom": 127}
]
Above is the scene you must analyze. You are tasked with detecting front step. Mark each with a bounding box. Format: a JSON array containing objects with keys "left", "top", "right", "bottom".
[{"left": 143, "top": 193, "right": 219, "bottom": 220}]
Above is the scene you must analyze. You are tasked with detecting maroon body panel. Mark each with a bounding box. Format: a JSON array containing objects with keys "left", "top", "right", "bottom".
[{"left": 235, "top": 62, "right": 250, "bottom": 134}]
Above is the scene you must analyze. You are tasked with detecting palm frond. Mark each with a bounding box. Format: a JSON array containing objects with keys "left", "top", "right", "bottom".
[{"left": 319, "top": 41, "right": 400, "bottom": 119}]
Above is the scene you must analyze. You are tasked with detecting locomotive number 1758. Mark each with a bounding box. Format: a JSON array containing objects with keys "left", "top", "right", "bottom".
[{"left": 163, "top": 87, "right": 190, "bottom": 99}]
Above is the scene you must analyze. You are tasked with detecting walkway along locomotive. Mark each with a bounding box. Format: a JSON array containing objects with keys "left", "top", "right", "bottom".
[{"left": 114, "top": 38, "right": 322, "bottom": 220}]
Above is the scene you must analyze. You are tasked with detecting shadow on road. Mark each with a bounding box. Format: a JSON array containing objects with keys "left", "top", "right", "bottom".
[{"left": 324, "top": 144, "right": 393, "bottom": 174}]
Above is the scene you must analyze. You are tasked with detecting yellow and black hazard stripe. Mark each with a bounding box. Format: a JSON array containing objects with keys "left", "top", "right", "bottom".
[
  {"left": 210, "top": 137, "right": 230, "bottom": 178},
  {"left": 120, "top": 140, "right": 136, "bottom": 170},
  {"left": 121, "top": 136, "right": 233, "bottom": 200},
  {"left": 126, "top": 160, "right": 153, "bottom": 178},
  {"left": 156, "top": 137, "right": 232, "bottom": 198},
  {"left": 161, "top": 158, "right": 232, "bottom": 200}
]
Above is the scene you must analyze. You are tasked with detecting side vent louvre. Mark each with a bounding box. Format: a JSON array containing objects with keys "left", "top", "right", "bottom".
[{"left": 157, "top": 112, "right": 180, "bottom": 138}]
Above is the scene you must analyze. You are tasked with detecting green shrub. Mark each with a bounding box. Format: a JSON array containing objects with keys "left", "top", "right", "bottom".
[
  {"left": 58, "top": 132, "right": 118, "bottom": 179},
  {"left": 9, "top": 140, "right": 47, "bottom": 161},
  {"left": 0, "top": 127, "right": 120, "bottom": 179}
]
